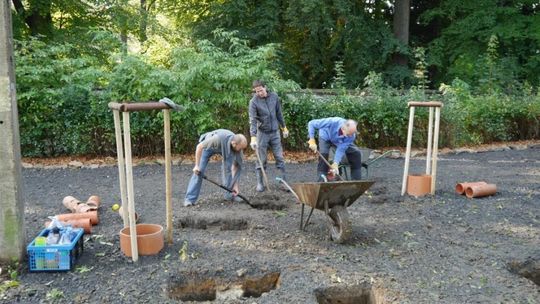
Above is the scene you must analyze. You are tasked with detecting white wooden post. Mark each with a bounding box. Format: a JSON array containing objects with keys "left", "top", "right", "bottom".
[
  {"left": 401, "top": 106, "right": 415, "bottom": 195},
  {"left": 122, "top": 112, "right": 138, "bottom": 261},
  {"left": 113, "top": 110, "right": 129, "bottom": 227},
  {"left": 426, "top": 107, "right": 434, "bottom": 174},
  {"left": 430, "top": 107, "right": 441, "bottom": 195},
  {"left": 163, "top": 109, "right": 173, "bottom": 244}
]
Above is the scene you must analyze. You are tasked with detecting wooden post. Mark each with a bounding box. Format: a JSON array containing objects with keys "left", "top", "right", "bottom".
[
  {"left": 163, "top": 109, "right": 173, "bottom": 244},
  {"left": 122, "top": 112, "right": 138, "bottom": 261},
  {"left": 430, "top": 107, "right": 441, "bottom": 195},
  {"left": 113, "top": 110, "right": 129, "bottom": 227},
  {"left": 426, "top": 107, "right": 433, "bottom": 174},
  {"left": 401, "top": 106, "right": 415, "bottom": 195}
]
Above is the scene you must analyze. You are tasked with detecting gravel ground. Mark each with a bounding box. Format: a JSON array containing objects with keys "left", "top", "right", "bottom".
[{"left": 1, "top": 146, "right": 539, "bottom": 303}]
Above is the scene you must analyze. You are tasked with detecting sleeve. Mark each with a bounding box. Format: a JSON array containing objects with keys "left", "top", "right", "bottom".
[
  {"left": 200, "top": 134, "right": 219, "bottom": 150},
  {"left": 333, "top": 144, "right": 347, "bottom": 164},
  {"left": 308, "top": 118, "right": 332, "bottom": 138},
  {"left": 223, "top": 152, "right": 243, "bottom": 188},
  {"left": 334, "top": 136, "right": 355, "bottom": 164},
  {"left": 275, "top": 97, "right": 285, "bottom": 128},
  {"left": 248, "top": 97, "right": 258, "bottom": 136}
]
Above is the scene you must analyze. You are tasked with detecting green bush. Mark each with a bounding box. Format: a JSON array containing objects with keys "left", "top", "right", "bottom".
[
  {"left": 283, "top": 75, "right": 540, "bottom": 150},
  {"left": 14, "top": 35, "right": 540, "bottom": 157}
]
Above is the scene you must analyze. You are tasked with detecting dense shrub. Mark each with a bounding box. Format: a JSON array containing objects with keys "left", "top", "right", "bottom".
[
  {"left": 14, "top": 37, "right": 540, "bottom": 157},
  {"left": 283, "top": 75, "right": 540, "bottom": 150}
]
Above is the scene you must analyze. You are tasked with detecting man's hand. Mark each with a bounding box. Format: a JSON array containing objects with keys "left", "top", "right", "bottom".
[
  {"left": 192, "top": 165, "right": 201, "bottom": 175},
  {"left": 308, "top": 138, "right": 317, "bottom": 152},
  {"left": 282, "top": 127, "right": 289, "bottom": 139},
  {"left": 329, "top": 162, "right": 339, "bottom": 175},
  {"left": 250, "top": 136, "right": 257, "bottom": 150}
]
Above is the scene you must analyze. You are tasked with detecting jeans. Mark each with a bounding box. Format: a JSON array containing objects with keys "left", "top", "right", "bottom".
[
  {"left": 318, "top": 139, "right": 362, "bottom": 179},
  {"left": 185, "top": 148, "right": 216, "bottom": 203},
  {"left": 256, "top": 130, "right": 285, "bottom": 170}
]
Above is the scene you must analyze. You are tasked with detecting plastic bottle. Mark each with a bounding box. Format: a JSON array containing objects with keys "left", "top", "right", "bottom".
[{"left": 46, "top": 227, "right": 60, "bottom": 245}]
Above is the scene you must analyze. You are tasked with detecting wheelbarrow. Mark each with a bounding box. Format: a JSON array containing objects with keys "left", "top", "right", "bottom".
[{"left": 277, "top": 178, "right": 375, "bottom": 243}]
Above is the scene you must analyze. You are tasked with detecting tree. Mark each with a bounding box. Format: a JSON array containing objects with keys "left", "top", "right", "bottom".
[
  {"left": 393, "top": 0, "right": 410, "bottom": 66},
  {"left": 11, "top": 0, "right": 54, "bottom": 37}
]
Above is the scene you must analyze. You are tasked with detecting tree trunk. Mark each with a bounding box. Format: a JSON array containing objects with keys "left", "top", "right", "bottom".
[
  {"left": 393, "top": 0, "right": 410, "bottom": 66},
  {"left": 139, "top": 0, "right": 148, "bottom": 43},
  {"left": 11, "top": 0, "right": 54, "bottom": 38}
]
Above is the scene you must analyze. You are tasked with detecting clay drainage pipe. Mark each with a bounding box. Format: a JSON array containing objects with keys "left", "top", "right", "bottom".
[
  {"left": 45, "top": 218, "right": 92, "bottom": 234},
  {"left": 465, "top": 184, "right": 497, "bottom": 198},
  {"left": 56, "top": 211, "right": 99, "bottom": 225},
  {"left": 455, "top": 181, "right": 487, "bottom": 195}
]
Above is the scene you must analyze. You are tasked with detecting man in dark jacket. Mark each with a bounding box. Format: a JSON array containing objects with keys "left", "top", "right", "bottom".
[
  {"left": 184, "top": 129, "right": 247, "bottom": 206},
  {"left": 248, "top": 80, "right": 289, "bottom": 192}
]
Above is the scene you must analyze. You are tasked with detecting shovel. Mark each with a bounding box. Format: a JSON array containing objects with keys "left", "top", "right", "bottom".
[
  {"left": 306, "top": 143, "right": 344, "bottom": 181},
  {"left": 255, "top": 149, "right": 271, "bottom": 191},
  {"left": 201, "top": 174, "right": 253, "bottom": 207}
]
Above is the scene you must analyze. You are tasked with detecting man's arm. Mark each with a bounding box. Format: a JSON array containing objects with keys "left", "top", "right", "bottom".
[
  {"left": 248, "top": 98, "right": 258, "bottom": 137},
  {"left": 308, "top": 118, "right": 334, "bottom": 139},
  {"left": 193, "top": 143, "right": 204, "bottom": 174},
  {"left": 275, "top": 97, "right": 285, "bottom": 129},
  {"left": 333, "top": 136, "right": 355, "bottom": 164}
]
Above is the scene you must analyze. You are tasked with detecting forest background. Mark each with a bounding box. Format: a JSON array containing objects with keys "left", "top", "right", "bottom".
[{"left": 10, "top": 0, "right": 540, "bottom": 156}]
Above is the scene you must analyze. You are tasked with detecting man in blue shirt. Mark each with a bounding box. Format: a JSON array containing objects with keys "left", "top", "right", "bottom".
[
  {"left": 307, "top": 117, "right": 363, "bottom": 181},
  {"left": 184, "top": 129, "right": 247, "bottom": 206}
]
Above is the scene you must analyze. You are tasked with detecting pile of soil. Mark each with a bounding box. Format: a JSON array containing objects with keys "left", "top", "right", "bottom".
[{"left": 1, "top": 145, "right": 539, "bottom": 303}]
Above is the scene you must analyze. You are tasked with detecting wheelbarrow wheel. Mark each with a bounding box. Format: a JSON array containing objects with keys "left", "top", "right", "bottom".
[{"left": 328, "top": 205, "right": 351, "bottom": 243}]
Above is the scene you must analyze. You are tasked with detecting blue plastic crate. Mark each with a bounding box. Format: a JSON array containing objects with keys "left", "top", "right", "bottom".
[{"left": 27, "top": 228, "right": 84, "bottom": 272}]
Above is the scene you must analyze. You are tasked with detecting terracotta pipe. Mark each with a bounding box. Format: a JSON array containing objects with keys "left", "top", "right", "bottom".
[
  {"left": 86, "top": 195, "right": 101, "bottom": 209},
  {"left": 62, "top": 196, "right": 81, "bottom": 213},
  {"left": 465, "top": 184, "right": 497, "bottom": 198},
  {"left": 455, "top": 181, "right": 487, "bottom": 195},
  {"left": 56, "top": 211, "right": 99, "bottom": 225},
  {"left": 45, "top": 218, "right": 92, "bottom": 234},
  {"left": 63, "top": 195, "right": 98, "bottom": 213}
]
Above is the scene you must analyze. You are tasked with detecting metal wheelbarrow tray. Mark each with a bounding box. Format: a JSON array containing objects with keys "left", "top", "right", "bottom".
[{"left": 287, "top": 180, "right": 375, "bottom": 243}]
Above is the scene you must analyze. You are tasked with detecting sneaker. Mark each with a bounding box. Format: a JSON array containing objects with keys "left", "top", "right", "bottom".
[{"left": 183, "top": 200, "right": 194, "bottom": 207}]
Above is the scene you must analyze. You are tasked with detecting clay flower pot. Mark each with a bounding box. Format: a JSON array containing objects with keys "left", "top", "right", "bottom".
[
  {"left": 455, "top": 181, "right": 487, "bottom": 195},
  {"left": 45, "top": 218, "right": 92, "bottom": 234},
  {"left": 86, "top": 195, "right": 101, "bottom": 209},
  {"left": 465, "top": 184, "right": 497, "bottom": 198},
  {"left": 406, "top": 174, "right": 432, "bottom": 197},
  {"left": 56, "top": 211, "right": 99, "bottom": 225},
  {"left": 119, "top": 224, "right": 164, "bottom": 257}
]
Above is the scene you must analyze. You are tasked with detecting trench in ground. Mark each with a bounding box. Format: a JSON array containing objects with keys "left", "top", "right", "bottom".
[
  {"left": 507, "top": 258, "right": 540, "bottom": 286},
  {"left": 177, "top": 217, "right": 248, "bottom": 230},
  {"left": 314, "top": 283, "right": 386, "bottom": 304},
  {"left": 167, "top": 269, "right": 280, "bottom": 302}
]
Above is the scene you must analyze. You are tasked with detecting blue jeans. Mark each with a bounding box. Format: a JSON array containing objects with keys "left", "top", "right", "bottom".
[{"left": 185, "top": 148, "right": 216, "bottom": 203}]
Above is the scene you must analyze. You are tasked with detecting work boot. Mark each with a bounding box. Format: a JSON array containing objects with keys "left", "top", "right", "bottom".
[{"left": 256, "top": 170, "right": 265, "bottom": 192}]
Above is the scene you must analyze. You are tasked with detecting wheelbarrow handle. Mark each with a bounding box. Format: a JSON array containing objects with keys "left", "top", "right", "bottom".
[
  {"left": 275, "top": 177, "right": 301, "bottom": 202},
  {"left": 201, "top": 174, "right": 253, "bottom": 207}
]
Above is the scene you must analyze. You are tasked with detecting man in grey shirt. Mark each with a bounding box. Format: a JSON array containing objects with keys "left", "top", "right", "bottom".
[
  {"left": 249, "top": 80, "right": 290, "bottom": 192},
  {"left": 184, "top": 129, "right": 247, "bottom": 206}
]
